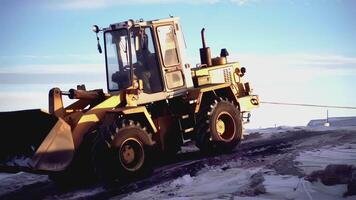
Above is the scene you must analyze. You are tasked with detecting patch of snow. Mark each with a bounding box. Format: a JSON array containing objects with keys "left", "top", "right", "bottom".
[
  {"left": 0, "top": 172, "right": 48, "bottom": 196},
  {"left": 5, "top": 156, "right": 32, "bottom": 167},
  {"left": 119, "top": 166, "right": 262, "bottom": 200},
  {"left": 257, "top": 173, "right": 351, "bottom": 200},
  {"left": 0, "top": 173, "right": 16, "bottom": 180},
  {"left": 118, "top": 126, "right": 356, "bottom": 200},
  {"left": 311, "top": 180, "right": 348, "bottom": 197},
  {"left": 295, "top": 144, "right": 356, "bottom": 174},
  {"left": 170, "top": 174, "right": 194, "bottom": 188},
  {"left": 236, "top": 197, "right": 271, "bottom": 200},
  {"left": 44, "top": 187, "right": 106, "bottom": 200},
  {"left": 119, "top": 167, "right": 355, "bottom": 200}
]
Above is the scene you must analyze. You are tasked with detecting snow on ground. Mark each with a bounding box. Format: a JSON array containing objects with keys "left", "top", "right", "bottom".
[
  {"left": 0, "top": 172, "right": 49, "bottom": 196},
  {"left": 43, "top": 187, "right": 106, "bottom": 200},
  {"left": 118, "top": 123, "right": 356, "bottom": 200},
  {"left": 295, "top": 144, "right": 356, "bottom": 174},
  {"left": 117, "top": 166, "right": 263, "bottom": 200},
  {"left": 0, "top": 172, "right": 16, "bottom": 180},
  {"left": 119, "top": 165, "right": 355, "bottom": 200},
  {"left": 249, "top": 172, "right": 353, "bottom": 200},
  {"left": 1, "top": 118, "right": 356, "bottom": 199}
]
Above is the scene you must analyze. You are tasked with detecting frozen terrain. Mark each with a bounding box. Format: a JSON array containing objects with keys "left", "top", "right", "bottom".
[
  {"left": 118, "top": 123, "right": 356, "bottom": 200},
  {"left": 0, "top": 118, "right": 355, "bottom": 200}
]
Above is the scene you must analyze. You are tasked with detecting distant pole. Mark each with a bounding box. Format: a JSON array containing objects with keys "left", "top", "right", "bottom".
[
  {"left": 324, "top": 109, "right": 330, "bottom": 127},
  {"left": 327, "top": 109, "right": 329, "bottom": 123}
]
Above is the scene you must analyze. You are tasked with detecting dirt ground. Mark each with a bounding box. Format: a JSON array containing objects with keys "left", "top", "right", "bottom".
[{"left": 0, "top": 126, "right": 356, "bottom": 200}]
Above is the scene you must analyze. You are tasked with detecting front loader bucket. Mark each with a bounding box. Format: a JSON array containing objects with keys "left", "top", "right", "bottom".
[{"left": 0, "top": 109, "right": 74, "bottom": 173}]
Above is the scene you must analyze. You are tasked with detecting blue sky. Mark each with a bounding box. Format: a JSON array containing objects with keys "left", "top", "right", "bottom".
[{"left": 0, "top": 0, "right": 356, "bottom": 128}]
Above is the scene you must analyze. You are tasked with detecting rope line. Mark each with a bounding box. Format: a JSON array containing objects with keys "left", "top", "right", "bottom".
[{"left": 261, "top": 101, "right": 356, "bottom": 110}]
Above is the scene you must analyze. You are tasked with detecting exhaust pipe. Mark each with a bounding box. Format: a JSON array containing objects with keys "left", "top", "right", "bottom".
[{"left": 200, "top": 28, "right": 212, "bottom": 67}]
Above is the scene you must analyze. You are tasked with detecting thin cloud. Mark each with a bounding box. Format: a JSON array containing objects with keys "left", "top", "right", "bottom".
[
  {"left": 2, "top": 53, "right": 355, "bottom": 75},
  {"left": 0, "top": 54, "right": 102, "bottom": 63},
  {"left": 230, "top": 0, "right": 259, "bottom": 6},
  {"left": 229, "top": 53, "right": 356, "bottom": 102},
  {"left": 232, "top": 53, "right": 356, "bottom": 71},
  {"left": 49, "top": 0, "right": 253, "bottom": 10},
  {"left": 0, "top": 63, "right": 103, "bottom": 74}
]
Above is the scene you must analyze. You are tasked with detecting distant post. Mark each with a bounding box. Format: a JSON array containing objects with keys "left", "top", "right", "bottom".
[{"left": 324, "top": 109, "right": 330, "bottom": 127}]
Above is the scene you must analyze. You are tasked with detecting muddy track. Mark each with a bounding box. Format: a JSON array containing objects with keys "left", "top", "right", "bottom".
[
  {"left": 0, "top": 129, "right": 347, "bottom": 200},
  {"left": 94, "top": 130, "right": 335, "bottom": 199}
]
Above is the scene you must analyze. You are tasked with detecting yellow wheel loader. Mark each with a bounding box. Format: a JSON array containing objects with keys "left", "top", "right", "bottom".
[{"left": 0, "top": 17, "right": 259, "bottom": 182}]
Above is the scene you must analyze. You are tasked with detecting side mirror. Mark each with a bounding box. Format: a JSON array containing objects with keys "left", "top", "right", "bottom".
[{"left": 92, "top": 25, "right": 100, "bottom": 33}]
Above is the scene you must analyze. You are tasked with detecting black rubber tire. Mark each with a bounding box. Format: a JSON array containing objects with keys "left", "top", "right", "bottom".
[
  {"left": 195, "top": 98, "right": 242, "bottom": 153},
  {"left": 92, "top": 119, "right": 153, "bottom": 182}
]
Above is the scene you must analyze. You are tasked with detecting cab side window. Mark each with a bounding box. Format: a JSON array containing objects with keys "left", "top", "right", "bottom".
[
  {"left": 134, "top": 27, "right": 163, "bottom": 93},
  {"left": 157, "top": 25, "right": 179, "bottom": 67}
]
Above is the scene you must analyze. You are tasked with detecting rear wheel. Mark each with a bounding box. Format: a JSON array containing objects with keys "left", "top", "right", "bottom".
[
  {"left": 92, "top": 119, "right": 153, "bottom": 181},
  {"left": 195, "top": 98, "right": 242, "bottom": 153}
]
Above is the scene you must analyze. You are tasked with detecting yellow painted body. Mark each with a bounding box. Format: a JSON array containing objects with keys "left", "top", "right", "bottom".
[
  {"left": 0, "top": 17, "right": 259, "bottom": 174},
  {"left": 190, "top": 62, "right": 259, "bottom": 113},
  {"left": 71, "top": 95, "right": 122, "bottom": 149},
  {"left": 0, "top": 63, "right": 259, "bottom": 174}
]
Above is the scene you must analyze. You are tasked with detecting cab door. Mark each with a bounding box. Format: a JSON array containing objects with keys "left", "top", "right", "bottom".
[{"left": 155, "top": 24, "right": 186, "bottom": 93}]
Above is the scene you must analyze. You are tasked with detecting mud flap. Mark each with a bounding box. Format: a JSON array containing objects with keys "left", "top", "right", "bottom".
[{"left": 0, "top": 109, "right": 74, "bottom": 173}]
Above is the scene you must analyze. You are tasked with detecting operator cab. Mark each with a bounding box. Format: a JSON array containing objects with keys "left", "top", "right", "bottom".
[{"left": 100, "top": 17, "right": 193, "bottom": 103}]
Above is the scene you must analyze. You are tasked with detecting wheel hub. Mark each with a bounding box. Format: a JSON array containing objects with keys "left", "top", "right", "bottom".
[
  {"left": 118, "top": 138, "right": 145, "bottom": 171},
  {"left": 216, "top": 119, "right": 226, "bottom": 135},
  {"left": 215, "top": 111, "right": 236, "bottom": 141},
  {"left": 122, "top": 144, "right": 135, "bottom": 164}
]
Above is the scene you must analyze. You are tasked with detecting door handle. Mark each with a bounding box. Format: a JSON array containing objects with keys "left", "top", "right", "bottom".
[{"left": 164, "top": 67, "right": 180, "bottom": 72}]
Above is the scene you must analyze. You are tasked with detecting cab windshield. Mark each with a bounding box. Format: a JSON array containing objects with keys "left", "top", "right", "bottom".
[
  {"left": 104, "top": 27, "right": 163, "bottom": 93},
  {"left": 105, "top": 29, "right": 136, "bottom": 91}
]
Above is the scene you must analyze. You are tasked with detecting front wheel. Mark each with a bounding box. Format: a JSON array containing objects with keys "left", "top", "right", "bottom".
[
  {"left": 195, "top": 98, "right": 242, "bottom": 153},
  {"left": 92, "top": 120, "right": 153, "bottom": 181},
  {"left": 114, "top": 132, "right": 148, "bottom": 175}
]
